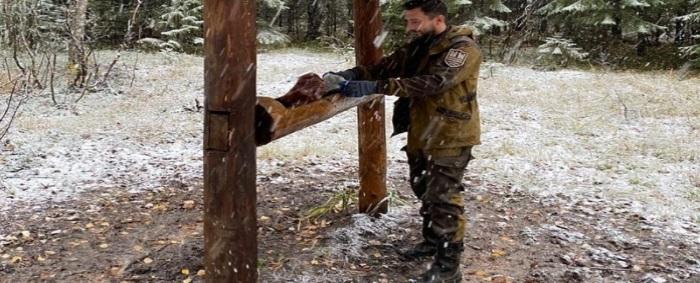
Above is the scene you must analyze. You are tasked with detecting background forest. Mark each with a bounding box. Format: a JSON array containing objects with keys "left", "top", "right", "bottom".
[
  {"left": 1, "top": 1, "right": 700, "bottom": 282},
  {"left": 1, "top": 0, "right": 699, "bottom": 70}
]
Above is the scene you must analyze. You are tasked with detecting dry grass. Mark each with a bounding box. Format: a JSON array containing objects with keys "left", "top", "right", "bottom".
[
  {"left": 477, "top": 64, "right": 700, "bottom": 219},
  {"left": 4, "top": 49, "right": 698, "bottom": 221}
]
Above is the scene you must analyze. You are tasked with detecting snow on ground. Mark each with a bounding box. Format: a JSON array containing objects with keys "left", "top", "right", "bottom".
[
  {"left": 476, "top": 64, "right": 700, "bottom": 221},
  {"left": 1, "top": 49, "right": 699, "bottom": 224}
]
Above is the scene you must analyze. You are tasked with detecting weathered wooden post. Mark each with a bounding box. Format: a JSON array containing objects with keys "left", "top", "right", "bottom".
[
  {"left": 203, "top": 0, "right": 257, "bottom": 281},
  {"left": 354, "top": 0, "right": 388, "bottom": 214}
]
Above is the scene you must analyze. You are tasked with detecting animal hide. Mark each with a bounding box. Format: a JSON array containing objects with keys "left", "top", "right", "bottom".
[{"left": 276, "top": 73, "right": 326, "bottom": 108}]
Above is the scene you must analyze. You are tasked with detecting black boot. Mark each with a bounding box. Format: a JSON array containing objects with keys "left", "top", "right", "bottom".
[
  {"left": 417, "top": 242, "right": 463, "bottom": 283},
  {"left": 418, "top": 263, "right": 462, "bottom": 283},
  {"left": 402, "top": 212, "right": 439, "bottom": 259},
  {"left": 400, "top": 241, "right": 437, "bottom": 260}
]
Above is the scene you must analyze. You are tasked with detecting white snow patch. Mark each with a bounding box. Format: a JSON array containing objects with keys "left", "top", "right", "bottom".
[{"left": 1, "top": 50, "right": 698, "bottom": 225}]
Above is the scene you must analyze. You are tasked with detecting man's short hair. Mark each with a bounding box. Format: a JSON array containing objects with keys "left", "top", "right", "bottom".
[{"left": 402, "top": 0, "right": 448, "bottom": 18}]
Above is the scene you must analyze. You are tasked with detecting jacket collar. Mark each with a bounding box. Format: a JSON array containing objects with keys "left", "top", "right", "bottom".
[{"left": 429, "top": 25, "right": 474, "bottom": 55}]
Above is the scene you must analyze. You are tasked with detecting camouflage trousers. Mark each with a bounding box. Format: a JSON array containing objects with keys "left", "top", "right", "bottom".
[{"left": 407, "top": 147, "right": 472, "bottom": 267}]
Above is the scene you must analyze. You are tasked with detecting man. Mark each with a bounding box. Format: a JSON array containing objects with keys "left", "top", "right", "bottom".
[{"left": 324, "top": 0, "right": 481, "bottom": 282}]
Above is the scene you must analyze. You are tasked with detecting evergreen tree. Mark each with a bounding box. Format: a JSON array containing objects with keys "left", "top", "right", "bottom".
[
  {"left": 458, "top": 0, "right": 512, "bottom": 35},
  {"left": 160, "top": 0, "right": 203, "bottom": 50},
  {"left": 675, "top": 0, "right": 700, "bottom": 67},
  {"left": 538, "top": 0, "right": 666, "bottom": 40},
  {"left": 257, "top": 0, "right": 291, "bottom": 47},
  {"left": 536, "top": 35, "right": 589, "bottom": 67}
]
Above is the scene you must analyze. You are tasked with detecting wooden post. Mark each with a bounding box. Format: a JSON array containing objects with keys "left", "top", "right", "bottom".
[
  {"left": 353, "top": 0, "right": 387, "bottom": 214},
  {"left": 203, "top": 0, "right": 257, "bottom": 282}
]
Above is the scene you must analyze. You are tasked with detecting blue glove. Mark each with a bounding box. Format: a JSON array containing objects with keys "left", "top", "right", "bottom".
[
  {"left": 338, "top": 80, "right": 378, "bottom": 97},
  {"left": 324, "top": 70, "right": 358, "bottom": 81}
]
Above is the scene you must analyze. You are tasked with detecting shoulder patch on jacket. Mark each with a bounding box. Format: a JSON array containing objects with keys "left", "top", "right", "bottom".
[{"left": 444, "top": 48, "right": 467, "bottom": 68}]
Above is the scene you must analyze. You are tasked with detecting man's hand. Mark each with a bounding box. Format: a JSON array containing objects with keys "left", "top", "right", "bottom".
[
  {"left": 322, "top": 72, "right": 346, "bottom": 93},
  {"left": 338, "top": 80, "right": 378, "bottom": 97}
]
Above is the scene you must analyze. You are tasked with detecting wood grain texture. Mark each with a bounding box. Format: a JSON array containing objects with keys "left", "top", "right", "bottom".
[
  {"left": 203, "top": 0, "right": 257, "bottom": 281},
  {"left": 353, "top": 0, "right": 387, "bottom": 215}
]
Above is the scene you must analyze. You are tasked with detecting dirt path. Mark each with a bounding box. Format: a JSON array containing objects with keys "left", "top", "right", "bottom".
[{"left": 2, "top": 156, "right": 698, "bottom": 282}]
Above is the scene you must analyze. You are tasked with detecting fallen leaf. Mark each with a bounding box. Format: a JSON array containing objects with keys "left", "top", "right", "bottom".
[
  {"left": 143, "top": 257, "right": 153, "bottom": 264},
  {"left": 183, "top": 278, "right": 192, "bottom": 283},
  {"left": 499, "top": 236, "right": 514, "bottom": 243},
  {"left": 153, "top": 204, "right": 168, "bottom": 211},
  {"left": 197, "top": 269, "right": 206, "bottom": 276},
  {"left": 11, "top": 256, "right": 21, "bottom": 263},
  {"left": 110, "top": 267, "right": 121, "bottom": 276},
  {"left": 37, "top": 256, "right": 46, "bottom": 262},
  {"left": 490, "top": 275, "right": 511, "bottom": 283},
  {"left": 181, "top": 268, "right": 190, "bottom": 275},
  {"left": 490, "top": 249, "right": 506, "bottom": 258}
]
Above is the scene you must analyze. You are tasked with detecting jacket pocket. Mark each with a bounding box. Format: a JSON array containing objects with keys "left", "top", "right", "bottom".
[{"left": 436, "top": 106, "right": 471, "bottom": 122}]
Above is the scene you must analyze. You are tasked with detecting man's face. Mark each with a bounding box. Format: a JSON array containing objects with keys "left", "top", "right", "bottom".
[{"left": 403, "top": 8, "right": 443, "bottom": 40}]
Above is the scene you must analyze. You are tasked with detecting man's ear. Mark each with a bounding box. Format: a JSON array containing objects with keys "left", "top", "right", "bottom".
[{"left": 436, "top": 15, "right": 446, "bottom": 25}]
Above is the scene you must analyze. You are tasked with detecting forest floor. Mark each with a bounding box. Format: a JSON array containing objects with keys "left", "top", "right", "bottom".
[{"left": 1, "top": 49, "right": 699, "bottom": 282}]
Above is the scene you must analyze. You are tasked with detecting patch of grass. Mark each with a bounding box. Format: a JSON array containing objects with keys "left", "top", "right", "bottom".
[
  {"left": 686, "top": 188, "right": 700, "bottom": 202},
  {"left": 497, "top": 140, "right": 517, "bottom": 156},
  {"left": 301, "top": 188, "right": 410, "bottom": 221},
  {"left": 386, "top": 189, "right": 410, "bottom": 209},
  {"left": 596, "top": 163, "right": 614, "bottom": 171},
  {"left": 302, "top": 188, "right": 357, "bottom": 221}
]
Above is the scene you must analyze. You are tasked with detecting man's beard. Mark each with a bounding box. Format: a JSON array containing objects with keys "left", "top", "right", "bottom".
[{"left": 405, "top": 28, "right": 437, "bottom": 45}]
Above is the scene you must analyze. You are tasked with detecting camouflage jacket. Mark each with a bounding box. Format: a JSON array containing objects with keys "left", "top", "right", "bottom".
[{"left": 348, "top": 25, "right": 482, "bottom": 156}]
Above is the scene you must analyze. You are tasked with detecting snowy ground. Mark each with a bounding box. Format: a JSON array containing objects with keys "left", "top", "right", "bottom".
[
  {"left": 0, "top": 49, "right": 699, "bottom": 282},
  {"left": 3, "top": 48, "right": 697, "bottom": 222}
]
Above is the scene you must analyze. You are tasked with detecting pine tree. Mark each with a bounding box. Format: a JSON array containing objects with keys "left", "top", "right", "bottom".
[
  {"left": 159, "top": 0, "right": 203, "bottom": 50},
  {"left": 538, "top": 0, "right": 666, "bottom": 40},
  {"left": 458, "top": 0, "right": 512, "bottom": 35},
  {"left": 675, "top": 0, "right": 700, "bottom": 67},
  {"left": 257, "top": 0, "right": 291, "bottom": 47},
  {"left": 137, "top": 0, "right": 203, "bottom": 52},
  {"left": 537, "top": 35, "right": 589, "bottom": 67}
]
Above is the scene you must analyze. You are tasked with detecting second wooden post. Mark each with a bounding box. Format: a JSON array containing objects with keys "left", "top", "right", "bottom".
[{"left": 353, "top": 0, "right": 387, "bottom": 214}]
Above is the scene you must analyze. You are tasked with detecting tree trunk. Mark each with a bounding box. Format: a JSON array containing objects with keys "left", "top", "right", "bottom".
[
  {"left": 286, "top": 0, "right": 298, "bottom": 38},
  {"left": 306, "top": 0, "right": 323, "bottom": 40},
  {"left": 1, "top": 0, "right": 19, "bottom": 49},
  {"left": 346, "top": 0, "right": 353, "bottom": 36},
  {"left": 68, "top": 0, "right": 89, "bottom": 66}
]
